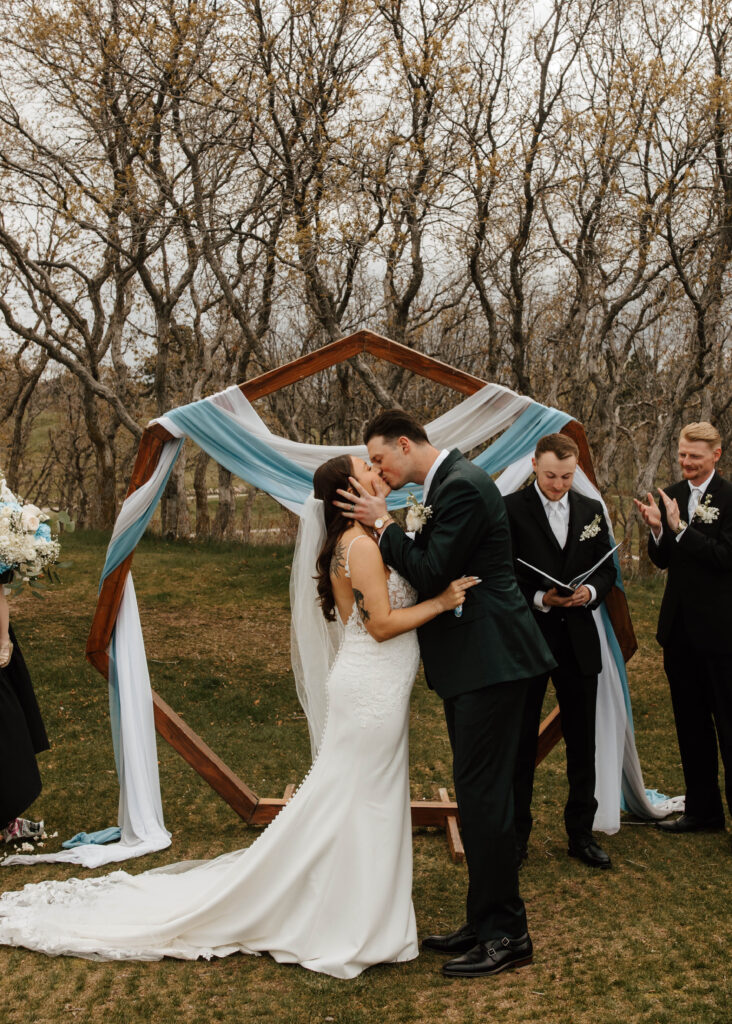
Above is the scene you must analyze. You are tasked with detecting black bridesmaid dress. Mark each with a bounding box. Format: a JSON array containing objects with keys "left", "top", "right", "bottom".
[{"left": 0, "top": 572, "right": 49, "bottom": 826}]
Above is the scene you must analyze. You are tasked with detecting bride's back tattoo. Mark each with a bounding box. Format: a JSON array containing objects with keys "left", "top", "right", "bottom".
[{"left": 330, "top": 541, "right": 345, "bottom": 577}]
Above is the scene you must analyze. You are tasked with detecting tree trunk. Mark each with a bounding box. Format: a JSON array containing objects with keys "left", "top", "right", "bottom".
[
  {"left": 81, "top": 392, "right": 118, "bottom": 529},
  {"left": 193, "top": 450, "right": 211, "bottom": 540},
  {"left": 240, "top": 485, "right": 256, "bottom": 544},
  {"left": 162, "top": 446, "right": 190, "bottom": 539},
  {"left": 212, "top": 465, "right": 235, "bottom": 539}
]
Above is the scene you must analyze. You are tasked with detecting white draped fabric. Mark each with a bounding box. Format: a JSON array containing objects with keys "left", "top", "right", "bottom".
[{"left": 3, "top": 381, "right": 672, "bottom": 868}]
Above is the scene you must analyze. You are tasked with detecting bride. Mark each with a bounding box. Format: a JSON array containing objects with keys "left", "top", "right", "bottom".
[{"left": 0, "top": 454, "right": 476, "bottom": 979}]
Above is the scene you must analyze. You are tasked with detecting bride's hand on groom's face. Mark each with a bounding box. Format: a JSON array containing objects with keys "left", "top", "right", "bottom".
[{"left": 335, "top": 476, "right": 389, "bottom": 526}]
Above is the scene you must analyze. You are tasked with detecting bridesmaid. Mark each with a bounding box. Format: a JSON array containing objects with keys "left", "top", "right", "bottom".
[{"left": 0, "top": 573, "right": 49, "bottom": 843}]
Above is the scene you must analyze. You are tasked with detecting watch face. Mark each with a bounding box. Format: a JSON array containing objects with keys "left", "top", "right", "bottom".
[{"left": 375, "top": 518, "right": 385, "bottom": 529}]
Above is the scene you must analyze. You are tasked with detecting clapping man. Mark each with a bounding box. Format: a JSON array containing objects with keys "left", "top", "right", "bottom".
[
  {"left": 635, "top": 422, "right": 732, "bottom": 836},
  {"left": 504, "top": 433, "right": 616, "bottom": 869}
]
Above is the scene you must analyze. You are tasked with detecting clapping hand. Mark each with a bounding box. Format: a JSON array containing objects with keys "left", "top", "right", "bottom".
[
  {"left": 633, "top": 492, "right": 663, "bottom": 538},
  {"left": 634, "top": 489, "right": 680, "bottom": 537},
  {"left": 656, "top": 488, "right": 681, "bottom": 532}
]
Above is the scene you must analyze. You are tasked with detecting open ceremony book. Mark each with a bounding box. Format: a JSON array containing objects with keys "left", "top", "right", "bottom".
[{"left": 516, "top": 542, "right": 622, "bottom": 596}]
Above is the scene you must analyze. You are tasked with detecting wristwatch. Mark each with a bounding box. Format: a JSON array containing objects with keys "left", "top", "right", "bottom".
[{"left": 374, "top": 516, "right": 391, "bottom": 531}]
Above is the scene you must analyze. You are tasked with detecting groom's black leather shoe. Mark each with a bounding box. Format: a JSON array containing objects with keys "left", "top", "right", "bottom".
[
  {"left": 442, "top": 933, "right": 533, "bottom": 978},
  {"left": 656, "top": 814, "right": 725, "bottom": 834},
  {"left": 567, "top": 837, "right": 611, "bottom": 869},
  {"left": 422, "top": 923, "right": 477, "bottom": 954}
]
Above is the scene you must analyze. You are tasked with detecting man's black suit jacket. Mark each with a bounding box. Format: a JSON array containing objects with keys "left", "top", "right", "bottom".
[
  {"left": 503, "top": 485, "right": 616, "bottom": 676},
  {"left": 379, "top": 450, "right": 555, "bottom": 699},
  {"left": 648, "top": 471, "right": 732, "bottom": 654}
]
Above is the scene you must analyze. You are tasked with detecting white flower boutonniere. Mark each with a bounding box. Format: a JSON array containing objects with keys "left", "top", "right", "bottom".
[
  {"left": 692, "top": 494, "right": 720, "bottom": 525},
  {"left": 405, "top": 492, "right": 433, "bottom": 533},
  {"left": 579, "top": 514, "right": 602, "bottom": 541}
]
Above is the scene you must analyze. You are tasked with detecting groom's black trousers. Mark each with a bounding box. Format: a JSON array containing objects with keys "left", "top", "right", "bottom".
[{"left": 443, "top": 676, "right": 533, "bottom": 942}]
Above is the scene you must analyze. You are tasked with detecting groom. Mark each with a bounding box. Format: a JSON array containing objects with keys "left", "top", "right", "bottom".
[{"left": 338, "top": 409, "right": 555, "bottom": 978}]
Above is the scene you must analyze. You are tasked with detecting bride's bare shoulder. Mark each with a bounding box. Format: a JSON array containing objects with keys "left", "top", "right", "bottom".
[{"left": 330, "top": 528, "right": 377, "bottom": 577}]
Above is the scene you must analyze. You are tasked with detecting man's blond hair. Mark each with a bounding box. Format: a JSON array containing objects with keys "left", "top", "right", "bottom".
[{"left": 679, "top": 421, "right": 722, "bottom": 449}]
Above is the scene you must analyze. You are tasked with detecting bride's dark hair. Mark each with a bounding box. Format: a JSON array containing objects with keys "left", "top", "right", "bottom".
[{"left": 313, "top": 454, "right": 355, "bottom": 622}]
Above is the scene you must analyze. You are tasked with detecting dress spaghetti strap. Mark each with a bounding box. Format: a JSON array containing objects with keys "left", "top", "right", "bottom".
[{"left": 344, "top": 534, "right": 371, "bottom": 579}]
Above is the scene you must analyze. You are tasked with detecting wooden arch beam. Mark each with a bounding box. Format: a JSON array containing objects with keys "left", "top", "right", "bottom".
[{"left": 86, "top": 329, "right": 636, "bottom": 827}]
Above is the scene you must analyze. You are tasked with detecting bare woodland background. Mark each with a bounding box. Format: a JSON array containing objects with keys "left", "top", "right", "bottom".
[{"left": 0, "top": 0, "right": 730, "bottom": 563}]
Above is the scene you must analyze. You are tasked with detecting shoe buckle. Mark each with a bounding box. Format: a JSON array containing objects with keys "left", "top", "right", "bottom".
[{"left": 487, "top": 937, "right": 510, "bottom": 958}]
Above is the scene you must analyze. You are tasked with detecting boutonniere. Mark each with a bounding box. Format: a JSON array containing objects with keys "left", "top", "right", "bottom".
[
  {"left": 405, "top": 492, "right": 433, "bottom": 533},
  {"left": 692, "top": 494, "right": 720, "bottom": 525},
  {"left": 579, "top": 514, "right": 602, "bottom": 541}
]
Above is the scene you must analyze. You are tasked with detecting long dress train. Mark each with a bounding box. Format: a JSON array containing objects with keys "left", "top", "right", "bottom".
[{"left": 0, "top": 570, "right": 419, "bottom": 979}]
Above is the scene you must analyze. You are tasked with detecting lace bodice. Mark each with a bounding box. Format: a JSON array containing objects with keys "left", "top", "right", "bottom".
[{"left": 334, "top": 536, "right": 420, "bottom": 729}]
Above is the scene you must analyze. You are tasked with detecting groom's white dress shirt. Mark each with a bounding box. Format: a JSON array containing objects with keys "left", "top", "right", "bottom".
[{"left": 423, "top": 449, "right": 451, "bottom": 502}]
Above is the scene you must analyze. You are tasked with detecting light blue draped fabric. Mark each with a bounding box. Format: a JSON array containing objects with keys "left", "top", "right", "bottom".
[
  {"left": 101, "top": 439, "right": 184, "bottom": 582},
  {"left": 473, "top": 403, "right": 571, "bottom": 475},
  {"left": 100, "top": 395, "right": 573, "bottom": 590},
  {"left": 62, "top": 828, "right": 122, "bottom": 849},
  {"left": 600, "top": 604, "right": 634, "bottom": 724},
  {"left": 167, "top": 400, "right": 315, "bottom": 505},
  {"left": 169, "top": 395, "right": 423, "bottom": 512},
  {"left": 389, "top": 401, "right": 572, "bottom": 507}
]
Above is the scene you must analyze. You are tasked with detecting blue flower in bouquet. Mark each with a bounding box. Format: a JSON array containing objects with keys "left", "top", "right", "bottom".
[{"left": 35, "top": 523, "right": 52, "bottom": 541}]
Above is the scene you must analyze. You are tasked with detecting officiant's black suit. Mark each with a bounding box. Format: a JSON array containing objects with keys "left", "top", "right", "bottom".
[
  {"left": 648, "top": 471, "right": 732, "bottom": 823},
  {"left": 380, "top": 449, "right": 555, "bottom": 943},
  {"left": 503, "top": 485, "right": 616, "bottom": 848}
]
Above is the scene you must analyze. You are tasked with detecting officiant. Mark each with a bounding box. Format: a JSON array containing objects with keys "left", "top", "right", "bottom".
[{"left": 504, "top": 433, "right": 616, "bottom": 869}]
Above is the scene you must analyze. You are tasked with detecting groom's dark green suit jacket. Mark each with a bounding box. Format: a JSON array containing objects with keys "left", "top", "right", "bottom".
[{"left": 380, "top": 450, "right": 555, "bottom": 699}]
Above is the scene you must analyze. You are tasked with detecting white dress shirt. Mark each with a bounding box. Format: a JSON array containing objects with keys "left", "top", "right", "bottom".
[
  {"left": 423, "top": 449, "right": 451, "bottom": 502},
  {"left": 533, "top": 483, "right": 595, "bottom": 611}
]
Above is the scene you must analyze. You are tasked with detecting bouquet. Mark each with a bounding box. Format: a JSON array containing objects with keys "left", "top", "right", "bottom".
[{"left": 0, "top": 473, "right": 71, "bottom": 593}]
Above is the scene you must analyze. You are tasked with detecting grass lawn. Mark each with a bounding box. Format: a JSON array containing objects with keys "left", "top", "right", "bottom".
[{"left": 0, "top": 531, "right": 729, "bottom": 1024}]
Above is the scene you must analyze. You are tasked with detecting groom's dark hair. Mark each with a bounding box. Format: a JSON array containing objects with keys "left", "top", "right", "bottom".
[{"left": 364, "top": 409, "right": 429, "bottom": 445}]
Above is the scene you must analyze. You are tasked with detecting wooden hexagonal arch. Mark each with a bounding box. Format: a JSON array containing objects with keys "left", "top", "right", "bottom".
[{"left": 87, "top": 329, "right": 637, "bottom": 835}]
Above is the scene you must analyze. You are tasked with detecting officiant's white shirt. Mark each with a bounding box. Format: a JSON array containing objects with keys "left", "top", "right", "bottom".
[{"left": 533, "top": 482, "right": 595, "bottom": 611}]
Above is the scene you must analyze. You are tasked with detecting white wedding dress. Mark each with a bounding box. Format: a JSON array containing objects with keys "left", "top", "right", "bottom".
[{"left": 0, "top": 559, "right": 420, "bottom": 979}]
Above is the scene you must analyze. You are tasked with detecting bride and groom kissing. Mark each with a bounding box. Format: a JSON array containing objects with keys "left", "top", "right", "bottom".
[{"left": 0, "top": 409, "right": 555, "bottom": 980}]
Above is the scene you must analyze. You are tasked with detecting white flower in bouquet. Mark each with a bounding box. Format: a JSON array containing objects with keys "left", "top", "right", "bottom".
[{"left": 20, "top": 504, "right": 43, "bottom": 532}]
